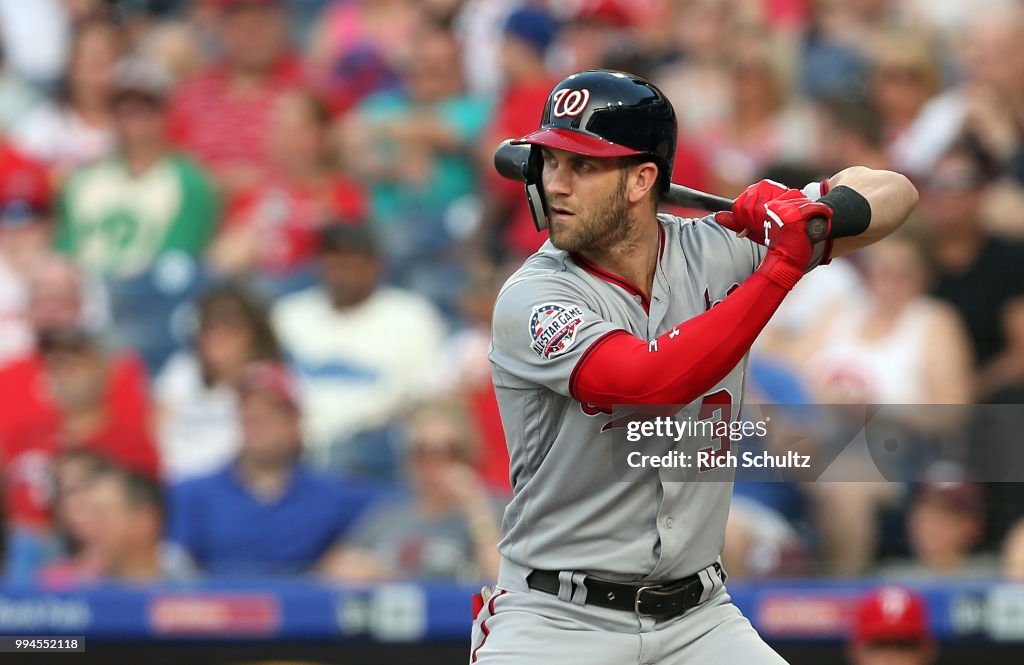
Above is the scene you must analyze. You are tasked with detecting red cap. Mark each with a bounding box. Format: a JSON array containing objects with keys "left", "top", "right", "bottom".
[
  {"left": 0, "top": 145, "right": 51, "bottom": 222},
  {"left": 237, "top": 362, "right": 300, "bottom": 412},
  {"left": 562, "top": 0, "right": 669, "bottom": 27},
  {"left": 918, "top": 462, "right": 984, "bottom": 519},
  {"left": 919, "top": 481, "right": 983, "bottom": 516},
  {"left": 852, "top": 587, "right": 930, "bottom": 644}
]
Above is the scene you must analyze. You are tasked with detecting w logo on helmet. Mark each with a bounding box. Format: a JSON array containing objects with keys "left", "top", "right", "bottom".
[{"left": 552, "top": 88, "right": 591, "bottom": 118}]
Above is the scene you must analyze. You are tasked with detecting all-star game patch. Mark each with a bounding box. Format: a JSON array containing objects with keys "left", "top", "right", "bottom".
[{"left": 529, "top": 303, "right": 585, "bottom": 359}]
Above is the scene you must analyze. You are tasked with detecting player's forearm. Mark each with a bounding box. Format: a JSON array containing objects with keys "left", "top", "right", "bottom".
[
  {"left": 571, "top": 271, "right": 791, "bottom": 408},
  {"left": 827, "top": 166, "right": 919, "bottom": 257},
  {"left": 468, "top": 516, "right": 502, "bottom": 581}
]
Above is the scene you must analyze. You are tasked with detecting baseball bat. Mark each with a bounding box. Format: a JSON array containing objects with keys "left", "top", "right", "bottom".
[{"left": 494, "top": 140, "right": 829, "bottom": 242}]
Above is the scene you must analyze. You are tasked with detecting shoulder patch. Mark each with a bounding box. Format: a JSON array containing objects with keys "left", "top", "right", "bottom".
[{"left": 529, "top": 303, "right": 585, "bottom": 359}]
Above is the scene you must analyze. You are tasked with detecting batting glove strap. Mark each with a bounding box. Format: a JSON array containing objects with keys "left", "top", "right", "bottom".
[{"left": 757, "top": 252, "right": 805, "bottom": 290}]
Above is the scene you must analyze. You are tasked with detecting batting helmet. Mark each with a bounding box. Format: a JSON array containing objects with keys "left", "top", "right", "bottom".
[{"left": 511, "top": 70, "right": 677, "bottom": 230}]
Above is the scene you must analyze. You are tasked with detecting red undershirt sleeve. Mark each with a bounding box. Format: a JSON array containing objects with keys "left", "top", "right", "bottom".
[{"left": 570, "top": 270, "right": 791, "bottom": 409}]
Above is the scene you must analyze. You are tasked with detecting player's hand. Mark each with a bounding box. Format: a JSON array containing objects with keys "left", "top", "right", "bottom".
[
  {"left": 715, "top": 179, "right": 808, "bottom": 245},
  {"left": 757, "top": 195, "right": 833, "bottom": 288}
]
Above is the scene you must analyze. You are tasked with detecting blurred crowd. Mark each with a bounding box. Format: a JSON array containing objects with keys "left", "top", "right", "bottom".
[{"left": 1, "top": 0, "right": 1024, "bottom": 586}]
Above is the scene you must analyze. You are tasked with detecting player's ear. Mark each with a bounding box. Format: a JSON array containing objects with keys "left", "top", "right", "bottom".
[{"left": 626, "top": 161, "right": 659, "bottom": 205}]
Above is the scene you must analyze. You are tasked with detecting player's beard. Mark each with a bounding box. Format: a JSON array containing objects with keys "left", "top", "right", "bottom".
[{"left": 548, "top": 170, "right": 630, "bottom": 253}]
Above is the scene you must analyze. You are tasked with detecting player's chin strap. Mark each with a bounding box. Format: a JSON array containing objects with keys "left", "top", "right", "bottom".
[{"left": 523, "top": 147, "right": 549, "bottom": 231}]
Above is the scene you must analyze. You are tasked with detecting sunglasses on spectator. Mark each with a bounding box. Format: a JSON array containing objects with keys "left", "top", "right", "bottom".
[
  {"left": 409, "top": 441, "right": 462, "bottom": 461},
  {"left": 38, "top": 329, "right": 96, "bottom": 355}
]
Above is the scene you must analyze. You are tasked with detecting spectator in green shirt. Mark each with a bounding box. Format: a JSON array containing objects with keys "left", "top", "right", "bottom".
[
  {"left": 56, "top": 57, "right": 219, "bottom": 279},
  {"left": 337, "top": 23, "right": 490, "bottom": 314}
]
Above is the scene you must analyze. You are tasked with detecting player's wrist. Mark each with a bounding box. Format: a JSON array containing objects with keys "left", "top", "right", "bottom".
[
  {"left": 757, "top": 252, "right": 805, "bottom": 289},
  {"left": 818, "top": 185, "right": 871, "bottom": 238}
]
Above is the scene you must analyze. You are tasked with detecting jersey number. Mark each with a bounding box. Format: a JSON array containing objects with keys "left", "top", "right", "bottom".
[{"left": 697, "top": 389, "right": 732, "bottom": 472}]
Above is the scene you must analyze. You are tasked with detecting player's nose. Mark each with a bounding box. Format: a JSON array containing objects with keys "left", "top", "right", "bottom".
[{"left": 543, "top": 161, "right": 573, "bottom": 197}]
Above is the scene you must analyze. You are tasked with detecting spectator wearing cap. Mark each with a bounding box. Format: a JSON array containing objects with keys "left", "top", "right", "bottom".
[
  {"left": 304, "top": 0, "right": 415, "bottom": 115},
  {"left": 168, "top": 362, "right": 380, "bottom": 575},
  {"left": 0, "top": 256, "right": 158, "bottom": 581},
  {"left": 208, "top": 90, "right": 365, "bottom": 287},
  {"left": 924, "top": 144, "right": 1024, "bottom": 369},
  {"left": 168, "top": 0, "right": 303, "bottom": 197},
  {"left": 55, "top": 56, "right": 219, "bottom": 279},
  {"left": 876, "top": 466, "right": 994, "bottom": 579},
  {"left": 848, "top": 586, "right": 936, "bottom": 665},
  {"left": 478, "top": 6, "right": 561, "bottom": 259},
  {"left": 272, "top": 224, "right": 445, "bottom": 480},
  {"left": 0, "top": 143, "right": 56, "bottom": 366},
  {"left": 337, "top": 22, "right": 491, "bottom": 312},
  {"left": 555, "top": 0, "right": 641, "bottom": 73}
]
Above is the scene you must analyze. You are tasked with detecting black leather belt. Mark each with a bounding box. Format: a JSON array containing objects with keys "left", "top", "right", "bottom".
[{"left": 526, "top": 563, "right": 723, "bottom": 618}]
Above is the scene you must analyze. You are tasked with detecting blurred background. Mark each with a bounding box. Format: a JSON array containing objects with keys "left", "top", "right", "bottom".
[{"left": 0, "top": 0, "right": 1024, "bottom": 663}]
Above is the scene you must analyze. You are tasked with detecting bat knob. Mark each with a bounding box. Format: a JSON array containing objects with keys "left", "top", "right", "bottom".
[{"left": 806, "top": 216, "right": 829, "bottom": 243}]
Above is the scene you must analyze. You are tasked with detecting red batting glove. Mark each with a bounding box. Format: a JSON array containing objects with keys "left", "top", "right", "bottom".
[
  {"left": 756, "top": 196, "right": 833, "bottom": 289},
  {"left": 715, "top": 179, "right": 806, "bottom": 245}
]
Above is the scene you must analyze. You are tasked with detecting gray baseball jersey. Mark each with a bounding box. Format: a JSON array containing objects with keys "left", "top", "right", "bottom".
[{"left": 488, "top": 206, "right": 827, "bottom": 583}]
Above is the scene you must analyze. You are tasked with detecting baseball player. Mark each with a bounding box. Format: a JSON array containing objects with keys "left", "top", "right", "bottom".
[{"left": 472, "top": 70, "right": 919, "bottom": 664}]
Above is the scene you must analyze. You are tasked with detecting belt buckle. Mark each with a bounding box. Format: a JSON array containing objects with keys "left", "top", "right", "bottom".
[{"left": 633, "top": 584, "right": 670, "bottom": 616}]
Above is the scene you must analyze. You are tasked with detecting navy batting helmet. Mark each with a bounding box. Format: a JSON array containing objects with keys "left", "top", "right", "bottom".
[{"left": 511, "top": 70, "right": 677, "bottom": 230}]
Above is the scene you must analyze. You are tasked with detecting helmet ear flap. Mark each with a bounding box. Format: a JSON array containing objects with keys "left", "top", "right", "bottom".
[{"left": 524, "top": 146, "right": 549, "bottom": 231}]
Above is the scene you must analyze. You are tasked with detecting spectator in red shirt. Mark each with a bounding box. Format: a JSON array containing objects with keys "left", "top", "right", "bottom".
[
  {"left": 479, "top": 6, "right": 561, "bottom": 260},
  {"left": 0, "top": 257, "right": 159, "bottom": 580},
  {"left": 168, "top": 0, "right": 302, "bottom": 197},
  {"left": 209, "top": 90, "right": 365, "bottom": 279}
]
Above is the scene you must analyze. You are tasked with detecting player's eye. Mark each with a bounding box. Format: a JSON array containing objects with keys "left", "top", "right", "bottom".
[{"left": 574, "top": 161, "right": 593, "bottom": 173}]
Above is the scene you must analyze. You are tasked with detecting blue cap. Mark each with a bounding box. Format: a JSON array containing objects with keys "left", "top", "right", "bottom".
[
  {"left": 503, "top": 7, "right": 558, "bottom": 54},
  {"left": 0, "top": 199, "right": 44, "bottom": 228}
]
